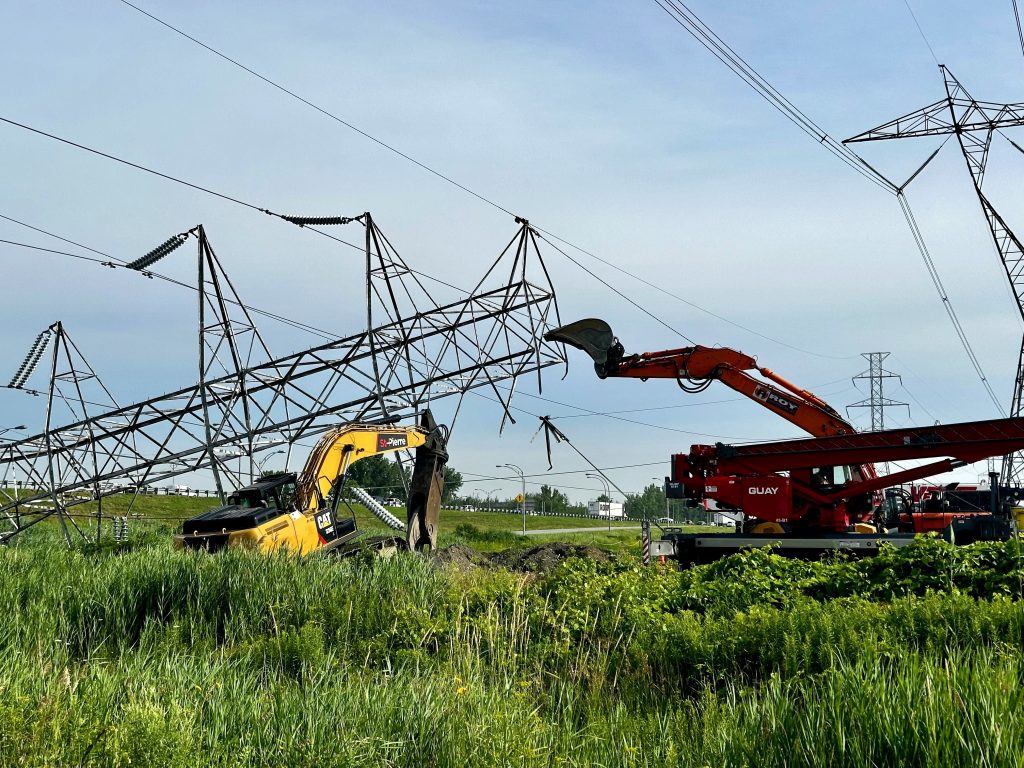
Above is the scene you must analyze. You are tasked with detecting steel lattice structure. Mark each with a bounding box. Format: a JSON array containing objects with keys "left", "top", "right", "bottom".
[
  {"left": 0, "top": 214, "right": 566, "bottom": 544},
  {"left": 845, "top": 66, "right": 1024, "bottom": 484},
  {"left": 847, "top": 352, "right": 908, "bottom": 432}
]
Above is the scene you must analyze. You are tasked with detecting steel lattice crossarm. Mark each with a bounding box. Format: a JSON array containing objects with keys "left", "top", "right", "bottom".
[
  {"left": 845, "top": 68, "right": 1024, "bottom": 186},
  {"left": 843, "top": 97, "right": 1024, "bottom": 143},
  {"left": 0, "top": 217, "right": 566, "bottom": 541}
]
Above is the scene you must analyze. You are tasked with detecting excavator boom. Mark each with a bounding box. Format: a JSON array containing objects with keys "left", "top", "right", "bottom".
[{"left": 545, "top": 318, "right": 855, "bottom": 438}]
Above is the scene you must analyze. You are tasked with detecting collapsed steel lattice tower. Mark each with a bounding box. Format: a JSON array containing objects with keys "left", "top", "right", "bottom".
[
  {"left": 0, "top": 214, "right": 566, "bottom": 544},
  {"left": 845, "top": 66, "right": 1024, "bottom": 483}
]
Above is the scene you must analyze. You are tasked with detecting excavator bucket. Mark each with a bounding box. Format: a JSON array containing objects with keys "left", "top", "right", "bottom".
[
  {"left": 405, "top": 409, "right": 448, "bottom": 553},
  {"left": 544, "top": 318, "right": 619, "bottom": 377}
]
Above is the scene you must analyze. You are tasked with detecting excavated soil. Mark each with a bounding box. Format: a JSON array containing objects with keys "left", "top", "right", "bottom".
[
  {"left": 429, "top": 543, "right": 487, "bottom": 572},
  {"left": 430, "top": 541, "right": 615, "bottom": 574}
]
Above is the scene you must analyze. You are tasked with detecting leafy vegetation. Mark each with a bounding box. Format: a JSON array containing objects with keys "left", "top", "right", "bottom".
[{"left": 2, "top": 533, "right": 1024, "bottom": 765}]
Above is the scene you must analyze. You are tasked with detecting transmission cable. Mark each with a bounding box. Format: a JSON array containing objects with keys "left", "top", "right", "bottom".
[
  {"left": 652, "top": 0, "right": 896, "bottom": 195},
  {"left": 650, "top": 0, "right": 1004, "bottom": 418},
  {"left": 895, "top": 192, "right": 1005, "bottom": 414},
  {"left": 463, "top": 460, "right": 665, "bottom": 482},
  {"left": 902, "top": 0, "right": 940, "bottom": 66},
  {"left": 116, "top": 0, "right": 517, "bottom": 220},
  {"left": 1014, "top": 0, "right": 1024, "bottom": 61},
  {"left": 481, "top": 381, "right": 798, "bottom": 442},
  {"left": 110, "top": 0, "right": 869, "bottom": 361},
  {"left": 0, "top": 232, "right": 341, "bottom": 342},
  {"left": 3, "top": 6, "right": 991, "bottom": 409},
  {"left": 531, "top": 227, "right": 854, "bottom": 360}
]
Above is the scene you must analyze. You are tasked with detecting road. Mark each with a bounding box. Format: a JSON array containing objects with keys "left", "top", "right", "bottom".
[{"left": 517, "top": 526, "right": 641, "bottom": 536}]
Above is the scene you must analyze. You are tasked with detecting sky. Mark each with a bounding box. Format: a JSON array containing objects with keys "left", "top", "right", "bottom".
[{"left": 2, "top": 1, "right": 1024, "bottom": 503}]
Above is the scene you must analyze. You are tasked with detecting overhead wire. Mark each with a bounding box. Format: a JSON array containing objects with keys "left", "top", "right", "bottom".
[
  {"left": 463, "top": 460, "right": 667, "bottom": 484},
  {"left": 0, "top": 227, "right": 337, "bottom": 341},
  {"left": 650, "top": 0, "right": 1005, "bottom": 420},
  {"left": 1014, "top": 0, "right": 1024, "bottom": 60},
  {"left": 109, "top": 0, "right": 870, "bottom": 361},
  {"left": 0, "top": 117, "right": 471, "bottom": 300},
  {"left": 530, "top": 232, "right": 694, "bottom": 344},
  {"left": 902, "top": 0, "right": 940, "bottom": 66},
  {"left": 539, "top": 226, "right": 858, "bottom": 359},
  {"left": 652, "top": 0, "right": 897, "bottom": 195},
  {"left": 895, "top": 192, "right": 1005, "bottom": 414},
  {"left": 482, "top": 381, "right": 815, "bottom": 443},
  {"left": 2, "top": 4, "right": 995, "bottom": 424}
]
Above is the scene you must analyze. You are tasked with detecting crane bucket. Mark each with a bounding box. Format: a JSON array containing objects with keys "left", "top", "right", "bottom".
[{"left": 544, "top": 318, "right": 617, "bottom": 375}]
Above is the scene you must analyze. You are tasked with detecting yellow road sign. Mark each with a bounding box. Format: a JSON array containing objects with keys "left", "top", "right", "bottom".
[{"left": 515, "top": 493, "right": 524, "bottom": 503}]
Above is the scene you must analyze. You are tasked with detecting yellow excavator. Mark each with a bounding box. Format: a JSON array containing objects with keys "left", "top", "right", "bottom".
[{"left": 174, "top": 411, "right": 448, "bottom": 555}]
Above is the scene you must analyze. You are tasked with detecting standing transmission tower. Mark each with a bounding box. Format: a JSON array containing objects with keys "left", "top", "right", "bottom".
[
  {"left": 845, "top": 66, "right": 1024, "bottom": 483},
  {"left": 847, "top": 353, "right": 909, "bottom": 431}
]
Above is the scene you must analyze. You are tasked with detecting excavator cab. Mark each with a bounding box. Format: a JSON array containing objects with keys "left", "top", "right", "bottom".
[{"left": 175, "top": 472, "right": 352, "bottom": 553}]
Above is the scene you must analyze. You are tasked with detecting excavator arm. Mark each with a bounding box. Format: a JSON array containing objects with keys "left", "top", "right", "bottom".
[
  {"left": 176, "top": 411, "right": 448, "bottom": 554},
  {"left": 295, "top": 423, "right": 428, "bottom": 515},
  {"left": 545, "top": 318, "right": 854, "bottom": 438}
]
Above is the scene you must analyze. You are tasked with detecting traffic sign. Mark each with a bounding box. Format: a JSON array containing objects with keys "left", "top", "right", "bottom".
[{"left": 515, "top": 493, "right": 524, "bottom": 503}]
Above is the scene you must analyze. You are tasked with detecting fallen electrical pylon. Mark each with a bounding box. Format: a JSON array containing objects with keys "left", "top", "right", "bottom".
[{"left": 0, "top": 213, "right": 566, "bottom": 545}]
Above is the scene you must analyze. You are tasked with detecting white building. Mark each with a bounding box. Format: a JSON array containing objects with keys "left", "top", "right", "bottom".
[
  {"left": 713, "top": 510, "right": 740, "bottom": 527},
  {"left": 587, "top": 500, "right": 625, "bottom": 519}
]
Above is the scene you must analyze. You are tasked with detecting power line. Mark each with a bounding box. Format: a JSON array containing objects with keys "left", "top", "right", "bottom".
[
  {"left": 470, "top": 386, "right": 770, "bottom": 441},
  {"left": 651, "top": 0, "right": 897, "bottom": 195},
  {"left": 1014, "top": 0, "right": 1024, "bottom": 60},
  {"left": 531, "top": 232, "right": 694, "bottom": 344},
  {"left": 0, "top": 229, "right": 337, "bottom": 341},
  {"left": 533, "top": 226, "right": 856, "bottom": 360},
  {"left": 0, "top": 110, "right": 851, "bottom": 374},
  {"left": 647, "top": 0, "right": 1003, "bottom": 418},
  {"left": 117, "top": 0, "right": 518, "bottom": 220},
  {"left": 463, "top": 461, "right": 666, "bottom": 484},
  {"left": 3, "top": 5, "right": 990, "bottom": 406},
  {"left": 545, "top": 375, "right": 858, "bottom": 420},
  {"left": 902, "top": 0, "right": 940, "bottom": 66},
  {"left": 111, "top": 0, "right": 866, "bottom": 362},
  {"left": 0, "top": 112, "right": 698, "bottom": 354},
  {"left": 895, "top": 192, "right": 1005, "bottom": 414}
]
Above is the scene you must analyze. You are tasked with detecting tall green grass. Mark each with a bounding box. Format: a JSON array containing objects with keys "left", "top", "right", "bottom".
[{"left": 2, "top": 536, "right": 1024, "bottom": 765}]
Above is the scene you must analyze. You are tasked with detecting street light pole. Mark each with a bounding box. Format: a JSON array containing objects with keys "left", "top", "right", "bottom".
[
  {"left": 653, "top": 477, "right": 670, "bottom": 522},
  {"left": 587, "top": 472, "right": 612, "bottom": 531},
  {"left": 485, "top": 488, "right": 500, "bottom": 513},
  {"left": 497, "top": 463, "right": 526, "bottom": 535}
]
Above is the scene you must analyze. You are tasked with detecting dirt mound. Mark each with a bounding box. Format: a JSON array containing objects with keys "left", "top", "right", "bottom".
[
  {"left": 429, "top": 543, "right": 485, "bottom": 571},
  {"left": 488, "top": 542, "right": 614, "bottom": 574},
  {"left": 430, "top": 542, "right": 615, "bottom": 574}
]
